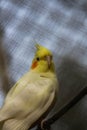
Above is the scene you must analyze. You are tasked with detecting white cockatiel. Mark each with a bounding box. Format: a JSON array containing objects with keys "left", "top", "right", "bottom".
[{"left": 0, "top": 44, "right": 59, "bottom": 130}]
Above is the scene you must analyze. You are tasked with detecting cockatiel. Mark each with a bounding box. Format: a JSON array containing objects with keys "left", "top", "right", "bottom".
[{"left": 0, "top": 44, "right": 59, "bottom": 130}]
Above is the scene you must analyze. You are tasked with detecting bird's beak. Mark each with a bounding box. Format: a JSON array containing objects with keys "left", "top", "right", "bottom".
[{"left": 46, "top": 56, "right": 52, "bottom": 69}]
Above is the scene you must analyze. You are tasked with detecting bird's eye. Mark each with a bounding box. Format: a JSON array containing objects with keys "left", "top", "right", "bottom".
[{"left": 36, "top": 57, "right": 40, "bottom": 61}]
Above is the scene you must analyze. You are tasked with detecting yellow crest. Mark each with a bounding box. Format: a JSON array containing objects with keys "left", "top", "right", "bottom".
[{"left": 35, "top": 44, "right": 43, "bottom": 50}]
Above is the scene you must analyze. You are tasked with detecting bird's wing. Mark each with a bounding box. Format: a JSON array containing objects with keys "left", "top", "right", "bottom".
[
  {"left": 0, "top": 73, "right": 58, "bottom": 124},
  {"left": 5, "top": 72, "right": 31, "bottom": 100}
]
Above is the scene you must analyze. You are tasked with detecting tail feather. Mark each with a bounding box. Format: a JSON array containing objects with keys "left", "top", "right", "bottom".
[{"left": 1, "top": 119, "right": 28, "bottom": 130}]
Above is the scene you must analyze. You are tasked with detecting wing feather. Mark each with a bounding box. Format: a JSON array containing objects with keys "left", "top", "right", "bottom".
[{"left": 0, "top": 72, "right": 58, "bottom": 130}]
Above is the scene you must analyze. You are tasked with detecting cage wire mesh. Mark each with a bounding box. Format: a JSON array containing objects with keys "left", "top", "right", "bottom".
[{"left": 0, "top": 0, "right": 87, "bottom": 130}]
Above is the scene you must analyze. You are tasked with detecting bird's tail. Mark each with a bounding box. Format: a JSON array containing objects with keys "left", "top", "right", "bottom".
[
  {"left": 1, "top": 119, "right": 28, "bottom": 130},
  {"left": 0, "top": 113, "right": 7, "bottom": 130}
]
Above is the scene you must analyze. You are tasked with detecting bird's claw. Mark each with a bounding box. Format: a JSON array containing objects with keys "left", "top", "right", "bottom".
[{"left": 41, "top": 120, "right": 51, "bottom": 130}]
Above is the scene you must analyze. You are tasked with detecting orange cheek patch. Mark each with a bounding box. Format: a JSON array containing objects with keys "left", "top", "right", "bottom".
[{"left": 31, "top": 61, "right": 38, "bottom": 69}]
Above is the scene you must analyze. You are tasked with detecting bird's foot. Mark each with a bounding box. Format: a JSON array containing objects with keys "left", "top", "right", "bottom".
[{"left": 41, "top": 119, "right": 51, "bottom": 130}]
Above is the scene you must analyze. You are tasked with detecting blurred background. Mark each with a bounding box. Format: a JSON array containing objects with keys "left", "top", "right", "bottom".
[{"left": 0, "top": 0, "right": 87, "bottom": 130}]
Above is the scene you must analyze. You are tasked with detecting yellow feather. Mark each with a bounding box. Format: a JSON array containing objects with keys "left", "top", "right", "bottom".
[
  {"left": 0, "top": 44, "right": 59, "bottom": 130},
  {"left": 35, "top": 44, "right": 52, "bottom": 58}
]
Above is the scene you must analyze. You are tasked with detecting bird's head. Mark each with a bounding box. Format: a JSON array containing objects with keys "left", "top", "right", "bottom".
[{"left": 31, "top": 44, "right": 55, "bottom": 73}]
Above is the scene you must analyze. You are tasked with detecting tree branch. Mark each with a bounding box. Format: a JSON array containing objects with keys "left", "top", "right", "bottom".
[{"left": 36, "top": 86, "right": 87, "bottom": 130}]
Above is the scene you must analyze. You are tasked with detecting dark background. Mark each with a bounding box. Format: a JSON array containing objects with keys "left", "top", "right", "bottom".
[{"left": 0, "top": 0, "right": 87, "bottom": 130}]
